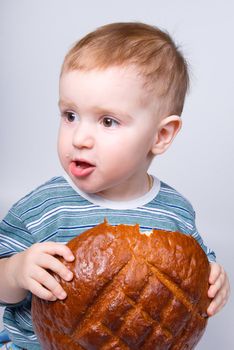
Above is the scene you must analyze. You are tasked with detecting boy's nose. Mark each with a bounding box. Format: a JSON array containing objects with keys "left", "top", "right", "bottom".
[{"left": 72, "top": 124, "right": 94, "bottom": 149}]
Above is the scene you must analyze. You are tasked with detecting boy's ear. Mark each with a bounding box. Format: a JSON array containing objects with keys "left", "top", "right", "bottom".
[{"left": 151, "top": 115, "right": 182, "bottom": 155}]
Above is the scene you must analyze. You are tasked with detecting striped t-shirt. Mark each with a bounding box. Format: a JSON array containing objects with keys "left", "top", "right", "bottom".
[{"left": 0, "top": 175, "right": 215, "bottom": 349}]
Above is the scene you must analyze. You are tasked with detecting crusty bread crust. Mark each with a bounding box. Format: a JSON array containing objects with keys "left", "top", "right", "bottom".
[{"left": 32, "top": 222, "right": 210, "bottom": 350}]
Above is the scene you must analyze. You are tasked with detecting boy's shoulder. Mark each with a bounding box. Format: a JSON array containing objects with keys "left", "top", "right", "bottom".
[
  {"left": 153, "top": 179, "right": 195, "bottom": 216},
  {"left": 10, "top": 176, "right": 74, "bottom": 216}
]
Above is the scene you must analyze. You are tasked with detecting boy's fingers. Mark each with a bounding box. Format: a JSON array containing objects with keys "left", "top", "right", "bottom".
[
  {"left": 207, "top": 301, "right": 218, "bottom": 316},
  {"left": 207, "top": 295, "right": 221, "bottom": 316},
  {"left": 38, "top": 254, "right": 73, "bottom": 282},
  {"left": 29, "top": 279, "right": 57, "bottom": 301},
  {"left": 207, "top": 277, "right": 230, "bottom": 316},
  {"left": 33, "top": 242, "right": 75, "bottom": 262},
  {"left": 208, "top": 285, "right": 216, "bottom": 299},
  {"left": 32, "top": 266, "right": 67, "bottom": 300},
  {"left": 207, "top": 293, "right": 226, "bottom": 316},
  {"left": 209, "top": 262, "right": 222, "bottom": 284},
  {"left": 208, "top": 276, "right": 222, "bottom": 298}
]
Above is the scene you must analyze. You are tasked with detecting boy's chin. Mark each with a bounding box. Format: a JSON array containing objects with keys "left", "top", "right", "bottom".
[{"left": 69, "top": 175, "right": 104, "bottom": 195}]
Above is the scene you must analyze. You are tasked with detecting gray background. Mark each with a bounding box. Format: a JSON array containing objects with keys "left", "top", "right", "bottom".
[{"left": 0, "top": 0, "right": 233, "bottom": 348}]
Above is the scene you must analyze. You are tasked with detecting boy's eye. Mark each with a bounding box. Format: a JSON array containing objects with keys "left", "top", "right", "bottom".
[
  {"left": 102, "top": 117, "right": 119, "bottom": 128},
  {"left": 64, "top": 111, "right": 78, "bottom": 123}
]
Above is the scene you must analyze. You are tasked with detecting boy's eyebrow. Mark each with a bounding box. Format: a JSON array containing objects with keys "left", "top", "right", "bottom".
[
  {"left": 93, "top": 106, "right": 133, "bottom": 120},
  {"left": 58, "top": 100, "right": 133, "bottom": 120},
  {"left": 58, "top": 99, "right": 77, "bottom": 110}
]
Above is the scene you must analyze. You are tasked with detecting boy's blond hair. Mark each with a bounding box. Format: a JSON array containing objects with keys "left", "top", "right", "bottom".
[{"left": 61, "top": 22, "right": 189, "bottom": 116}]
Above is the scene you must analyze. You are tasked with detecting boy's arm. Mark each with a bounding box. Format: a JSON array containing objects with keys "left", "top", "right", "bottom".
[
  {"left": 207, "top": 262, "right": 230, "bottom": 316},
  {"left": 0, "top": 203, "right": 75, "bottom": 304},
  {"left": 0, "top": 257, "right": 28, "bottom": 303},
  {"left": 0, "top": 242, "right": 75, "bottom": 304}
]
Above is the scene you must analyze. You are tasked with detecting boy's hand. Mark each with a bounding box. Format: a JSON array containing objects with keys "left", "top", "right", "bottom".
[
  {"left": 10, "top": 242, "right": 75, "bottom": 301},
  {"left": 207, "top": 262, "right": 230, "bottom": 316}
]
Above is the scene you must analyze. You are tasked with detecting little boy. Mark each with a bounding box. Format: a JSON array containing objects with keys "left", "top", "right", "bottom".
[{"left": 0, "top": 22, "right": 229, "bottom": 349}]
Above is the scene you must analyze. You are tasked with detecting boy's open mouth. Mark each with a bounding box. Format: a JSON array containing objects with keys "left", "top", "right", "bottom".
[
  {"left": 75, "top": 160, "right": 92, "bottom": 169},
  {"left": 69, "top": 160, "right": 95, "bottom": 178}
]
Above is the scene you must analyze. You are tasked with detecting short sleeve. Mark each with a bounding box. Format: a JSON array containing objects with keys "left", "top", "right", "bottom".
[
  {"left": 0, "top": 206, "right": 35, "bottom": 307},
  {"left": 190, "top": 211, "right": 216, "bottom": 263},
  {"left": 0, "top": 207, "right": 35, "bottom": 257}
]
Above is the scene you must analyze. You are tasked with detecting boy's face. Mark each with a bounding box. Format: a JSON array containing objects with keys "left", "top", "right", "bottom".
[{"left": 58, "top": 66, "right": 161, "bottom": 200}]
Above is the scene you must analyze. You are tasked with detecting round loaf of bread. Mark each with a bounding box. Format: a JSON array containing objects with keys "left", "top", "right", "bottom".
[{"left": 32, "top": 222, "right": 210, "bottom": 350}]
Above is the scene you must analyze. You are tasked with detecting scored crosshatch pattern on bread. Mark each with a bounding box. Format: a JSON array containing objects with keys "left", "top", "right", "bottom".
[
  {"left": 32, "top": 222, "right": 210, "bottom": 350},
  {"left": 69, "top": 256, "right": 206, "bottom": 349}
]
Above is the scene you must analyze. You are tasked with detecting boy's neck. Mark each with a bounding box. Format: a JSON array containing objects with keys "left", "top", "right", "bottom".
[
  {"left": 64, "top": 173, "right": 160, "bottom": 210},
  {"left": 94, "top": 173, "right": 152, "bottom": 202}
]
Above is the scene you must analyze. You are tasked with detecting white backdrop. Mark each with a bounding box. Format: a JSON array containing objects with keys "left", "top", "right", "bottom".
[{"left": 0, "top": 0, "right": 233, "bottom": 348}]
